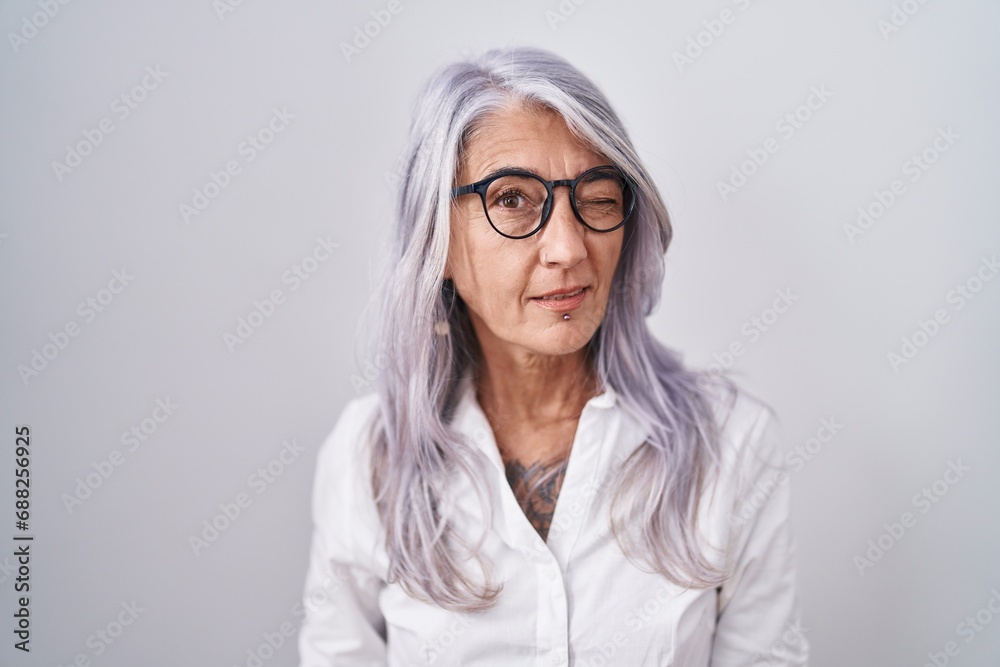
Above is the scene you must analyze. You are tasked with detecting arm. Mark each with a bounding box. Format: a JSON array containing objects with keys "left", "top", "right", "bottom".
[
  {"left": 710, "top": 405, "right": 809, "bottom": 666},
  {"left": 297, "top": 398, "right": 388, "bottom": 667}
]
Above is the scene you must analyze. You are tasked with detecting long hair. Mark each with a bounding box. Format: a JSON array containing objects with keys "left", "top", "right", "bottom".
[{"left": 361, "top": 46, "right": 739, "bottom": 612}]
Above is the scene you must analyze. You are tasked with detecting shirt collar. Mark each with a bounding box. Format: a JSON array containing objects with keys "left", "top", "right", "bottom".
[{"left": 450, "top": 366, "right": 619, "bottom": 468}]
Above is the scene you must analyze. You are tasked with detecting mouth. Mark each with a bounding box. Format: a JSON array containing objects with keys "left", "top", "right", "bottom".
[{"left": 530, "top": 286, "right": 588, "bottom": 312}]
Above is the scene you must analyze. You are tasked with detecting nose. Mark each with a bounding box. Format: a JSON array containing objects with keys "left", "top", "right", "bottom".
[{"left": 537, "top": 185, "right": 587, "bottom": 267}]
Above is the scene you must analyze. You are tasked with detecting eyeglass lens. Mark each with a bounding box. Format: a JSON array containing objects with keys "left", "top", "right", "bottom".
[{"left": 483, "top": 168, "right": 630, "bottom": 238}]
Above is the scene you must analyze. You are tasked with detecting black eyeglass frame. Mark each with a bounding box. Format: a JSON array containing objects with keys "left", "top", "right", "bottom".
[{"left": 451, "top": 164, "right": 638, "bottom": 240}]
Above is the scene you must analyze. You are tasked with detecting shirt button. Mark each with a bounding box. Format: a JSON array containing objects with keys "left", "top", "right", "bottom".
[{"left": 547, "top": 566, "right": 558, "bottom": 581}]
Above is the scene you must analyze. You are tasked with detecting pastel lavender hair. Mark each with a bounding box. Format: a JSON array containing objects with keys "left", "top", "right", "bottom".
[{"left": 361, "top": 46, "right": 738, "bottom": 612}]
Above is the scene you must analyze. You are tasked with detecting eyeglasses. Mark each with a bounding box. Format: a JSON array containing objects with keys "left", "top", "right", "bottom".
[{"left": 451, "top": 165, "right": 636, "bottom": 240}]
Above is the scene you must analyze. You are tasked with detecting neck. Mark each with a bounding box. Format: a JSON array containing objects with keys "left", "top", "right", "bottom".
[{"left": 474, "top": 346, "right": 598, "bottom": 431}]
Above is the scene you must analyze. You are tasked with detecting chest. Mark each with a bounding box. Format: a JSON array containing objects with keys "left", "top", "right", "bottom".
[
  {"left": 376, "top": 500, "right": 719, "bottom": 667},
  {"left": 376, "top": 401, "right": 722, "bottom": 665},
  {"left": 494, "top": 421, "right": 578, "bottom": 542}
]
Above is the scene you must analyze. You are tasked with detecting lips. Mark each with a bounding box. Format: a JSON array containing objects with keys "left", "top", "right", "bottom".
[
  {"left": 530, "top": 286, "right": 588, "bottom": 312},
  {"left": 535, "top": 287, "right": 584, "bottom": 301}
]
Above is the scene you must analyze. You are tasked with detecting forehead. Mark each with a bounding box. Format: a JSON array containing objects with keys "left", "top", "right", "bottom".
[{"left": 457, "top": 103, "right": 605, "bottom": 181}]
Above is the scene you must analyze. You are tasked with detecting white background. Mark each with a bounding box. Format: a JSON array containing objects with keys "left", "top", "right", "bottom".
[{"left": 1, "top": 1, "right": 998, "bottom": 665}]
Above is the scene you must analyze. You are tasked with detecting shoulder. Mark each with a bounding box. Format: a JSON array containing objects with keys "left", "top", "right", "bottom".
[
  {"left": 701, "top": 376, "right": 779, "bottom": 467},
  {"left": 693, "top": 379, "right": 797, "bottom": 573},
  {"left": 310, "top": 392, "right": 385, "bottom": 560},
  {"left": 698, "top": 378, "right": 785, "bottom": 515},
  {"left": 314, "top": 392, "right": 383, "bottom": 475}
]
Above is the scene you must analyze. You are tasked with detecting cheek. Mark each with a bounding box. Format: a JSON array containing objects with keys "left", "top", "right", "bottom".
[
  {"left": 594, "top": 237, "right": 624, "bottom": 287},
  {"left": 453, "top": 240, "right": 531, "bottom": 314}
]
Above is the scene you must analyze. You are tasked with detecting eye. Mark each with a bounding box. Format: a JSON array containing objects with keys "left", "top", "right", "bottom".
[
  {"left": 495, "top": 188, "right": 526, "bottom": 209},
  {"left": 576, "top": 172, "right": 625, "bottom": 208},
  {"left": 484, "top": 175, "right": 546, "bottom": 216},
  {"left": 578, "top": 197, "right": 619, "bottom": 206}
]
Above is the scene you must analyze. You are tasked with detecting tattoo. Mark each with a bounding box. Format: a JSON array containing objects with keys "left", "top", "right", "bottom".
[{"left": 504, "top": 457, "right": 568, "bottom": 542}]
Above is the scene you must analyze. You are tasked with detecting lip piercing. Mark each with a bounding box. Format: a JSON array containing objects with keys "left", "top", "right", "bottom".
[{"left": 563, "top": 314, "right": 570, "bottom": 320}]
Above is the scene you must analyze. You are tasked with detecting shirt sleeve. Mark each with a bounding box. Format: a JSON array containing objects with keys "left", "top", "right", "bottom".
[
  {"left": 710, "top": 403, "right": 810, "bottom": 666},
  {"left": 297, "top": 397, "right": 389, "bottom": 667}
]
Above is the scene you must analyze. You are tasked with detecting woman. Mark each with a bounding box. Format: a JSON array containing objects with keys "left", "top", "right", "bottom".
[{"left": 298, "top": 47, "right": 808, "bottom": 666}]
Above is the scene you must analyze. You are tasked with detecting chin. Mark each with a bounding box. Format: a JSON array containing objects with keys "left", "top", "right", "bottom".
[{"left": 526, "top": 324, "right": 597, "bottom": 357}]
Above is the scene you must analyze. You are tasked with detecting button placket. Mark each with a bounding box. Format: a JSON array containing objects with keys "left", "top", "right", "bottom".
[
  {"left": 542, "top": 556, "right": 570, "bottom": 667},
  {"left": 451, "top": 372, "right": 625, "bottom": 667}
]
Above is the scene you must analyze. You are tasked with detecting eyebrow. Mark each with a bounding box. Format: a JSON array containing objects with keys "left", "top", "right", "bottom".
[{"left": 473, "top": 165, "right": 538, "bottom": 182}]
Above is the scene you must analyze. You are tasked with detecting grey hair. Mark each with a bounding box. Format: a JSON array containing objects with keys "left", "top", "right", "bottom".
[{"left": 361, "top": 46, "right": 738, "bottom": 612}]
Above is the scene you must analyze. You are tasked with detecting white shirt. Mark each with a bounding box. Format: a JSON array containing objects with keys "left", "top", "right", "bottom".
[{"left": 297, "top": 371, "right": 808, "bottom": 666}]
